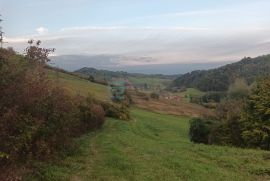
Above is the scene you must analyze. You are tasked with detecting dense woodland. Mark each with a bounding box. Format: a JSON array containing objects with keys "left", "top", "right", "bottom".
[{"left": 172, "top": 55, "right": 270, "bottom": 91}]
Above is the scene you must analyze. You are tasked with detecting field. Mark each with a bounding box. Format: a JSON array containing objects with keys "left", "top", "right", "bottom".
[
  {"left": 176, "top": 88, "right": 206, "bottom": 102},
  {"left": 29, "top": 109, "right": 270, "bottom": 181},
  {"left": 47, "top": 69, "right": 110, "bottom": 101},
  {"left": 129, "top": 77, "right": 171, "bottom": 89}
]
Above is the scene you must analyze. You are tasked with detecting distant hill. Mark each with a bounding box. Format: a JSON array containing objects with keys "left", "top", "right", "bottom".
[
  {"left": 74, "top": 67, "right": 178, "bottom": 80},
  {"left": 74, "top": 67, "right": 180, "bottom": 89},
  {"left": 50, "top": 54, "right": 231, "bottom": 74},
  {"left": 171, "top": 55, "right": 270, "bottom": 91}
]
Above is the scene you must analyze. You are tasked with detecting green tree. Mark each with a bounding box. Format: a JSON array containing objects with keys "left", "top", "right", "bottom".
[
  {"left": 228, "top": 78, "right": 250, "bottom": 99},
  {"left": 241, "top": 78, "right": 270, "bottom": 150}
]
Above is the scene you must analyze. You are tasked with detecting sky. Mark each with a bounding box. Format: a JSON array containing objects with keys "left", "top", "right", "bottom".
[{"left": 1, "top": 0, "right": 270, "bottom": 68}]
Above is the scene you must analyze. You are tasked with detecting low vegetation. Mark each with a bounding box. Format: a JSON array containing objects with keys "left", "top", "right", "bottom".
[
  {"left": 26, "top": 109, "right": 270, "bottom": 181},
  {"left": 0, "top": 44, "right": 107, "bottom": 179}
]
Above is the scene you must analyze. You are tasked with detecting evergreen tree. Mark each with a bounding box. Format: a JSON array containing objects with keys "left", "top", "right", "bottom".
[{"left": 241, "top": 78, "right": 270, "bottom": 149}]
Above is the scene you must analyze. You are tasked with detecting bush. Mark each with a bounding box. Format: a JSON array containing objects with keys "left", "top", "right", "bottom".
[
  {"left": 150, "top": 92, "right": 159, "bottom": 99},
  {"left": 78, "top": 97, "right": 105, "bottom": 131},
  {"left": 189, "top": 118, "right": 211, "bottom": 144},
  {"left": 100, "top": 101, "right": 131, "bottom": 121},
  {"left": 202, "top": 91, "right": 226, "bottom": 103}
]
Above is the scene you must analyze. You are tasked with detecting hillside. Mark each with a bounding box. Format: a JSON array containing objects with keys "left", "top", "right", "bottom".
[
  {"left": 171, "top": 55, "right": 270, "bottom": 91},
  {"left": 28, "top": 109, "right": 270, "bottom": 181},
  {"left": 47, "top": 68, "right": 110, "bottom": 101}
]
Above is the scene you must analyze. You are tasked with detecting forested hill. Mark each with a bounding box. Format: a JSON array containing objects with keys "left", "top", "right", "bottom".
[{"left": 171, "top": 54, "right": 270, "bottom": 91}]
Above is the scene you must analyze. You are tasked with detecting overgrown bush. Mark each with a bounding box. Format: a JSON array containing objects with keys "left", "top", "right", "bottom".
[{"left": 0, "top": 43, "right": 107, "bottom": 178}]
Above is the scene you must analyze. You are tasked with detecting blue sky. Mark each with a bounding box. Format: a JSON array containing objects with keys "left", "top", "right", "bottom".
[{"left": 1, "top": 0, "right": 270, "bottom": 66}]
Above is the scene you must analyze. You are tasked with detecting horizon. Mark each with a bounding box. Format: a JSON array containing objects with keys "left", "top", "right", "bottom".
[
  {"left": 50, "top": 54, "right": 236, "bottom": 75},
  {"left": 1, "top": 0, "right": 270, "bottom": 70}
]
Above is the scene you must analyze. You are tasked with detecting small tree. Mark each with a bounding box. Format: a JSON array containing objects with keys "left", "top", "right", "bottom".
[
  {"left": 88, "top": 75, "right": 95, "bottom": 82},
  {"left": 228, "top": 78, "right": 250, "bottom": 99},
  {"left": 25, "top": 39, "right": 55, "bottom": 65}
]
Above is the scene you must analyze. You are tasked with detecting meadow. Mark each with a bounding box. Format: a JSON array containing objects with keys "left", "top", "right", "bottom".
[
  {"left": 129, "top": 76, "right": 171, "bottom": 89},
  {"left": 29, "top": 109, "right": 270, "bottom": 181},
  {"left": 47, "top": 69, "right": 110, "bottom": 101}
]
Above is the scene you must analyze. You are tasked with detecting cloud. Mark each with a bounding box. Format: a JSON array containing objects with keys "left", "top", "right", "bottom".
[
  {"left": 36, "top": 27, "right": 48, "bottom": 35},
  {"left": 5, "top": 25, "right": 270, "bottom": 67}
]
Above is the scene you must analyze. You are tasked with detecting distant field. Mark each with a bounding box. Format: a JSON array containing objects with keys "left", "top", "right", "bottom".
[
  {"left": 47, "top": 70, "right": 110, "bottom": 101},
  {"left": 176, "top": 88, "right": 206, "bottom": 102},
  {"left": 129, "top": 77, "right": 171, "bottom": 89},
  {"left": 31, "top": 109, "right": 270, "bottom": 181}
]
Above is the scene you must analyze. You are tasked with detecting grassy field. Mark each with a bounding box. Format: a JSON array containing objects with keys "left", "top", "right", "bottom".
[
  {"left": 129, "top": 77, "right": 171, "bottom": 89},
  {"left": 47, "top": 69, "right": 110, "bottom": 101},
  {"left": 29, "top": 109, "right": 270, "bottom": 181},
  {"left": 176, "top": 88, "right": 205, "bottom": 102}
]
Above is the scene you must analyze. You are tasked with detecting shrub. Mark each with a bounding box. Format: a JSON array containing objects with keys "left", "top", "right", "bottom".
[
  {"left": 202, "top": 91, "right": 226, "bottom": 103},
  {"left": 189, "top": 118, "right": 211, "bottom": 144},
  {"left": 100, "top": 101, "right": 131, "bottom": 121},
  {"left": 78, "top": 98, "right": 105, "bottom": 131},
  {"left": 150, "top": 92, "right": 159, "bottom": 99}
]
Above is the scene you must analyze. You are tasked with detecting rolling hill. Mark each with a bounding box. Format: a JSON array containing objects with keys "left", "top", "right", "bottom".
[{"left": 171, "top": 55, "right": 270, "bottom": 91}]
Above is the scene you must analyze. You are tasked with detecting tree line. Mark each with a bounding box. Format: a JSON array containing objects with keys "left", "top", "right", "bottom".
[{"left": 171, "top": 55, "right": 270, "bottom": 92}]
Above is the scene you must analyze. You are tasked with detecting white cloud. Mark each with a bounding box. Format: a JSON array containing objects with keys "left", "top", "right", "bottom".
[{"left": 36, "top": 27, "right": 48, "bottom": 35}]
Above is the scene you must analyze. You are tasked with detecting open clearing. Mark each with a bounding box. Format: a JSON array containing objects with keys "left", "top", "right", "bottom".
[{"left": 30, "top": 109, "right": 270, "bottom": 181}]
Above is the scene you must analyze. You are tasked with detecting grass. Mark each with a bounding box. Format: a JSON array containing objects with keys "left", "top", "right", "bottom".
[
  {"left": 176, "top": 88, "right": 205, "bottom": 102},
  {"left": 47, "top": 69, "right": 110, "bottom": 101},
  {"left": 28, "top": 109, "right": 270, "bottom": 181},
  {"left": 129, "top": 77, "right": 171, "bottom": 89}
]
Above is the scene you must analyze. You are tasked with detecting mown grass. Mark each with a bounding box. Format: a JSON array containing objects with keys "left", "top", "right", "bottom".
[
  {"left": 47, "top": 69, "right": 110, "bottom": 100},
  {"left": 27, "top": 109, "right": 270, "bottom": 181}
]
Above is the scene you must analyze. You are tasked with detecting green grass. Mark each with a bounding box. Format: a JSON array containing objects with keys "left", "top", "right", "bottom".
[
  {"left": 28, "top": 109, "right": 270, "bottom": 181},
  {"left": 47, "top": 70, "right": 110, "bottom": 101},
  {"left": 176, "top": 88, "right": 205, "bottom": 102},
  {"left": 129, "top": 77, "right": 171, "bottom": 89}
]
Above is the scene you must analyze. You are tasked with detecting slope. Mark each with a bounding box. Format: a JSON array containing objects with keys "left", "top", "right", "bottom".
[
  {"left": 29, "top": 109, "right": 270, "bottom": 181},
  {"left": 47, "top": 69, "right": 110, "bottom": 101}
]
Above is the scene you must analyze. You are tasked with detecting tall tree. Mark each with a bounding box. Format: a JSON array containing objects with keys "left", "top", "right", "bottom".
[{"left": 241, "top": 77, "right": 270, "bottom": 150}]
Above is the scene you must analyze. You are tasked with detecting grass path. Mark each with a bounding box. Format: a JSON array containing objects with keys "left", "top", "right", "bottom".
[{"left": 31, "top": 109, "right": 270, "bottom": 181}]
